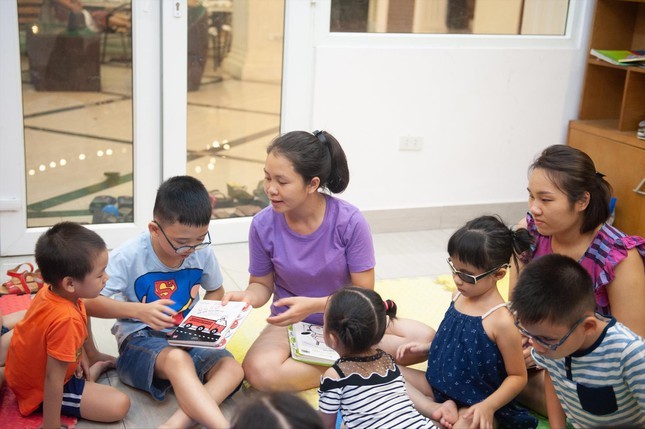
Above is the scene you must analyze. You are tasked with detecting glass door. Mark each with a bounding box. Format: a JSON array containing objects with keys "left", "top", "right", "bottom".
[
  {"left": 0, "top": 0, "right": 161, "bottom": 255},
  {"left": 185, "top": 0, "right": 284, "bottom": 241},
  {"left": 0, "top": 0, "right": 288, "bottom": 255}
]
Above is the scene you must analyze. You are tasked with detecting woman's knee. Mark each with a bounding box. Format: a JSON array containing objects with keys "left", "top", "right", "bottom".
[{"left": 242, "top": 356, "right": 280, "bottom": 391}]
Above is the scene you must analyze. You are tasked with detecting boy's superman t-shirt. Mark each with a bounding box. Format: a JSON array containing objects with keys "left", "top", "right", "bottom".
[{"left": 101, "top": 232, "right": 224, "bottom": 346}]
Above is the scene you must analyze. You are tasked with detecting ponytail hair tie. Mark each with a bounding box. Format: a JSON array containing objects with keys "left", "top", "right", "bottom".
[
  {"left": 383, "top": 300, "right": 389, "bottom": 311},
  {"left": 313, "top": 130, "right": 330, "bottom": 147}
]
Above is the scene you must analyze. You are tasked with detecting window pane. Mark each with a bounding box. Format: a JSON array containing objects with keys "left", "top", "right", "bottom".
[
  {"left": 187, "top": 0, "right": 283, "bottom": 220},
  {"left": 331, "top": 0, "right": 570, "bottom": 36},
  {"left": 19, "top": 0, "right": 133, "bottom": 227}
]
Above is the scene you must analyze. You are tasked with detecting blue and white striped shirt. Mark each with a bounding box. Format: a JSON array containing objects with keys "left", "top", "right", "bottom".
[
  {"left": 319, "top": 351, "right": 437, "bottom": 429},
  {"left": 532, "top": 318, "right": 645, "bottom": 428}
]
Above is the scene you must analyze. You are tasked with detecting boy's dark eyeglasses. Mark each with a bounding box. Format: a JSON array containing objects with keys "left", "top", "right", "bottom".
[
  {"left": 447, "top": 258, "right": 509, "bottom": 284},
  {"left": 514, "top": 317, "right": 585, "bottom": 351},
  {"left": 152, "top": 221, "right": 211, "bottom": 255}
]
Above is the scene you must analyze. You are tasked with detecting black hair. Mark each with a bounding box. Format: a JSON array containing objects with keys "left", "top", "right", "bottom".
[
  {"left": 530, "top": 145, "right": 612, "bottom": 234},
  {"left": 510, "top": 254, "right": 596, "bottom": 326},
  {"left": 231, "top": 392, "right": 323, "bottom": 429},
  {"left": 153, "top": 176, "right": 211, "bottom": 226},
  {"left": 447, "top": 215, "right": 532, "bottom": 271},
  {"left": 35, "top": 222, "right": 107, "bottom": 287},
  {"left": 267, "top": 130, "right": 350, "bottom": 194},
  {"left": 325, "top": 286, "right": 397, "bottom": 355}
]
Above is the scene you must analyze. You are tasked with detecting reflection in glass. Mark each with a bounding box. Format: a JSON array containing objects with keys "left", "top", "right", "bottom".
[
  {"left": 17, "top": 0, "right": 133, "bottom": 227},
  {"left": 331, "top": 0, "right": 569, "bottom": 35},
  {"left": 187, "top": 0, "right": 284, "bottom": 220}
]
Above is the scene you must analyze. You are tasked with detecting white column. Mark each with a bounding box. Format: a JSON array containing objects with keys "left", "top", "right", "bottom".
[{"left": 222, "top": 0, "right": 285, "bottom": 83}]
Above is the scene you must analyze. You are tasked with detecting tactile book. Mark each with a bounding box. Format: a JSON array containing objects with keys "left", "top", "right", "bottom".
[
  {"left": 168, "top": 300, "right": 251, "bottom": 349},
  {"left": 288, "top": 322, "right": 340, "bottom": 366}
]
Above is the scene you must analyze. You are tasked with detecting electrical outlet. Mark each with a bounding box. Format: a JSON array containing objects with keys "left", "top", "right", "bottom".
[{"left": 399, "top": 136, "right": 423, "bottom": 151}]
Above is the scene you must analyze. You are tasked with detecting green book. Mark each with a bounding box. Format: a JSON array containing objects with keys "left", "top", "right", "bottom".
[
  {"left": 288, "top": 322, "right": 339, "bottom": 366},
  {"left": 590, "top": 49, "right": 645, "bottom": 65}
]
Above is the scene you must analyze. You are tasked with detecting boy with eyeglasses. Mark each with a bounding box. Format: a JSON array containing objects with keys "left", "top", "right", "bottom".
[
  {"left": 84, "top": 176, "right": 243, "bottom": 429},
  {"left": 511, "top": 254, "right": 645, "bottom": 428}
]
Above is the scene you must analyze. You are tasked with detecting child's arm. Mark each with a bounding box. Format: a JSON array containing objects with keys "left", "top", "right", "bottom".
[
  {"left": 319, "top": 411, "right": 337, "bottom": 429},
  {"left": 319, "top": 366, "right": 341, "bottom": 429},
  {"left": 462, "top": 313, "right": 528, "bottom": 428},
  {"left": 43, "top": 355, "right": 69, "bottom": 429},
  {"left": 396, "top": 341, "right": 431, "bottom": 362},
  {"left": 84, "top": 295, "right": 176, "bottom": 330},
  {"left": 544, "top": 370, "right": 567, "bottom": 428},
  {"left": 203, "top": 286, "right": 224, "bottom": 301}
]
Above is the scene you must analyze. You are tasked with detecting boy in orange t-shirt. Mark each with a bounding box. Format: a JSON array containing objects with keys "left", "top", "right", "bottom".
[{"left": 5, "top": 222, "right": 130, "bottom": 428}]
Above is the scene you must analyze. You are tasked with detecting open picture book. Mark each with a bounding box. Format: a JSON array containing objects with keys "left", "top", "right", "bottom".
[
  {"left": 288, "top": 322, "right": 340, "bottom": 366},
  {"left": 168, "top": 300, "right": 251, "bottom": 349}
]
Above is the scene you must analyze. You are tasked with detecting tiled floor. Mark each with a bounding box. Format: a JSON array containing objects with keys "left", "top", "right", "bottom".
[
  {"left": 21, "top": 58, "right": 280, "bottom": 227},
  {"left": 81, "top": 228, "right": 455, "bottom": 428}
]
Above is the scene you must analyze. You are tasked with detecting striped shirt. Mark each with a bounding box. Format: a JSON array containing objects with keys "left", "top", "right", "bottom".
[
  {"left": 319, "top": 351, "right": 437, "bottom": 429},
  {"left": 532, "top": 318, "right": 645, "bottom": 428}
]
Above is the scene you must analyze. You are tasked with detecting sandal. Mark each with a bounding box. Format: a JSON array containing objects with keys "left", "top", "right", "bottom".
[{"left": 0, "top": 263, "right": 45, "bottom": 295}]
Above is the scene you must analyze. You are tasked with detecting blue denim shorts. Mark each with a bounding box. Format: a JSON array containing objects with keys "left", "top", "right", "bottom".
[
  {"left": 37, "top": 375, "right": 85, "bottom": 418},
  {"left": 116, "top": 328, "right": 232, "bottom": 401}
]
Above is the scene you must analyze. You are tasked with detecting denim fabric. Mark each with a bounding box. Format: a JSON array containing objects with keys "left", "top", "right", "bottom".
[{"left": 116, "top": 328, "right": 232, "bottom": 401}]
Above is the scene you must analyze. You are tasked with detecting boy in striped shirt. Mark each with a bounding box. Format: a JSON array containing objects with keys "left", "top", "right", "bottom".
[{"left": 511, "top": 254, "right": 645, "bottom": 428}]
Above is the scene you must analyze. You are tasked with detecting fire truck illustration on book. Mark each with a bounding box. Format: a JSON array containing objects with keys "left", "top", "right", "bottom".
[
  {"left": 168, "top": 300, "right": 251, "bottom": 348},
  {"left": 170, "top": 315, "right": 227, "bottom": 344}
]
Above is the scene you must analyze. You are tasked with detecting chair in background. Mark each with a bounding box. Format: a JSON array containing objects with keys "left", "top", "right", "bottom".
[
  {"left": 100, "top": 2, "right": 131, "bottom": 63},
  {"left": 17, "top": 0, "right": 43, "bottom": 31}
]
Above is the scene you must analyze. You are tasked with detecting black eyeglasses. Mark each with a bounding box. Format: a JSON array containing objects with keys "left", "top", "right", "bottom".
[
  {"left": 514, "top": 317, "right": 585, "bottom": 351},
  {"left": 447, "top": 258, "right": 509, "bottom": 284},
  {"left": 152, "top": 221, "right": 211, "bottom": 255}
]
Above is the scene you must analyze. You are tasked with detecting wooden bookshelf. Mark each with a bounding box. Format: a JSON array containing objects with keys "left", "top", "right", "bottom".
[{"left": 568, "top": 0, "right": 645, "bottom": 236}]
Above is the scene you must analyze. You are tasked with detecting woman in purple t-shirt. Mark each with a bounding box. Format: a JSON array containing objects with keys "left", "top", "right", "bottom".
[
  {"left": 223, "top": 130, "right": 434, "bottom": 391},
  {"left": 509, "top": 144, "right": 645, "bottom": 415}
]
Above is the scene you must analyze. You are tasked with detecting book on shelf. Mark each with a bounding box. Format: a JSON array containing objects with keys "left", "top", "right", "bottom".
[
  {"left": 168, "top": 300, "right": 251, "bottom": 349},
  {"left": 288, "top": 322, "right": 340, "bottom": 366},
  {"left": 590, "top": 49, "right": 645, "bottom": 65}
]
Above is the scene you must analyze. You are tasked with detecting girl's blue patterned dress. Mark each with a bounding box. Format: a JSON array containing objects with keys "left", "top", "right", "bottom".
[{"left": 425, "top": 297, "right": 537, "bottom": 428}]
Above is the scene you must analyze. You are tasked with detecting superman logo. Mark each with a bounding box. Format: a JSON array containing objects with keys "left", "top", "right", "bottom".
[{"left": 155, "top": 280, "right": 178, "bottom": 299}]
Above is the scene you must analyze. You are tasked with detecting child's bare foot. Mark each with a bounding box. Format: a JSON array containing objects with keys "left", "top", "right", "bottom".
[
  {"left": 88, "top": 350, "right": 117, "bottom": 367},
  {"left": 431, "top": 400, "right": 459, "bottom": 429},
  {"left": 89, "top": 360, "right": 115, "bottom": 382}
]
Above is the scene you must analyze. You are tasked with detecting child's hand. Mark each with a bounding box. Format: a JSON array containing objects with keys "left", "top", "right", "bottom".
[
  {"left": 461, "top": 402, "right": 494, "bottom": 429},
  {"left": 76, "top": 349, "right": 91, "bottom": 381},
  {"left": 136, "top": 299, "right": 176, "bottom": 330},
  {"left": 521, "top": 335, "right": 537, "bottom": 368},
  {"left": 396, "top": 341, "right": 430, "bottom": 361}
]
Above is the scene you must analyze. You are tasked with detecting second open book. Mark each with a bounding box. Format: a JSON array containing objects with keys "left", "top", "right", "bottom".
[{"left": 288, "top": 322, "right": 340, "bottom": 366}]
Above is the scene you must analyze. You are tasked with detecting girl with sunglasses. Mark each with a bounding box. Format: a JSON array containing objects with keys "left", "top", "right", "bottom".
[{"left": 398, "top": 215, "right": 537, "bottom": 429}]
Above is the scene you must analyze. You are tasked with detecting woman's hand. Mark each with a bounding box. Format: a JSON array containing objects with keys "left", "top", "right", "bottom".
[
  {"left": 396, "top": 341, "right": 430, "bottom": 362},
  {"left": 266, "top": 296, "right": 320, "bottom": 326},
  {"left": 221, "top": 290, "right": 254, "bottom": 306}
]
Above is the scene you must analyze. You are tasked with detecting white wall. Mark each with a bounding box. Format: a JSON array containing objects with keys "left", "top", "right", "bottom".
[{"left": 282, "top": 0, "right": 595, "bottom": 213}]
